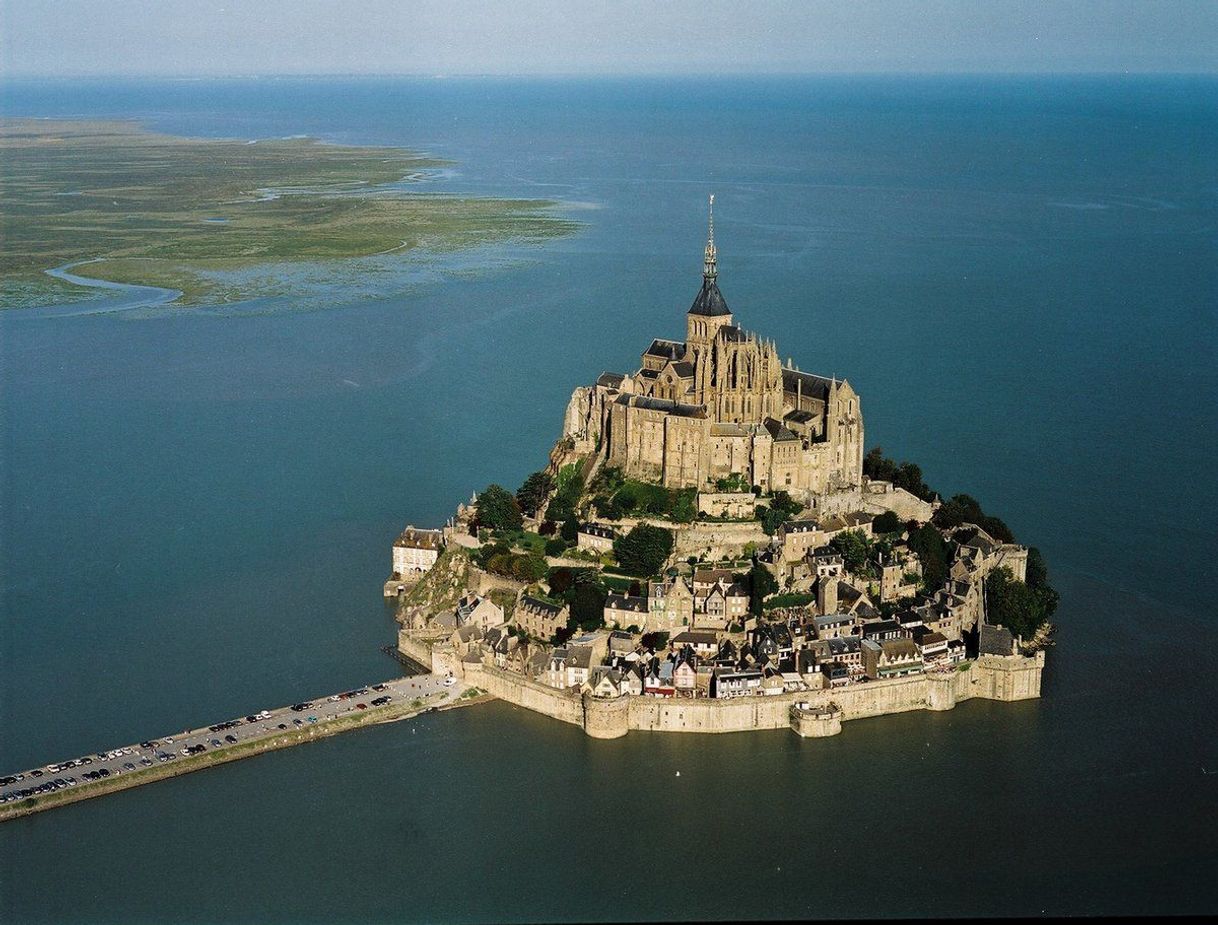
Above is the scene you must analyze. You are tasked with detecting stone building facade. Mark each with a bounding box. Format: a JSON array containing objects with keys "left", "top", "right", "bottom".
[{"left": 562, "top": 200, "right": 864, "bottom": 500}]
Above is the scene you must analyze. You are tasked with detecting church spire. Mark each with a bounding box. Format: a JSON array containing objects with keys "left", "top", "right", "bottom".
[{"left": 703, "top": 194, "right": 717, "bottom": 281}]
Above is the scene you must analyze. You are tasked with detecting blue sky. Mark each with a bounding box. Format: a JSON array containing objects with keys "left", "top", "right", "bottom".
[{"left": 3, "top": 1, "right": 1215, "bottom": 77}]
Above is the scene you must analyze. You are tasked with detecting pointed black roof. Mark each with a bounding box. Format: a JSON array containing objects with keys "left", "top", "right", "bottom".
[{"left": 688, "top": 277, "right": 731, "bottom": 317}]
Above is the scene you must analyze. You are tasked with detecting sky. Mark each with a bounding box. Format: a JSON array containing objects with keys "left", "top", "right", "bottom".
[{"left": 2, "top": 0, "right": 1215, "bottom": 78}]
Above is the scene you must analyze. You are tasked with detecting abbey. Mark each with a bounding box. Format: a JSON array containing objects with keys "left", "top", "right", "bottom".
[{"left": 563, "top": 199, "right": 864, "bottom": 498}]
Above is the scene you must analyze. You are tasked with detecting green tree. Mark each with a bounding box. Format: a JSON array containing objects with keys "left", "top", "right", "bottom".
[
  {"left": 560, "top": 515, "right": 580, "bottom": 543},
  {"left": 908, "top": 523, "right": 949, "bottom": 591},
  {"left": 544, "top": 538, "right": 567, "bottom": 557},
  {"left": 641, "top": 631, "right": 669, "bottom": 651},
  {"left": 476, "top": 483, "right": 523, "bottom": 532},
  {"left": 671, "top": 487, "right": 697, "bottom": 524},
  {"left": 748, "top": 561, "right": 779, "bottom": 616},
  {"left": 830, "top": 529, "right": 872, "bottom": 574},
  {"left": 548, "top": 566, "right": 576, "bottom": 596},
  {"left": 515, "top": 470, "right": 553, "bottom": 517},
  {"left": 872, "top": 511, "right": 904, "bottom": 535},
  {"left": 510, "top": 555, "right": 547, "bottom": 583},
  {"left": 985, "top": 566, "right": 1055, "bottom": 639},
  {"left": 613, "top": 524, "right": 674, "bottom": 577},
  {"left": 568, "top": 577, "right": 607, "bottom": 632}
]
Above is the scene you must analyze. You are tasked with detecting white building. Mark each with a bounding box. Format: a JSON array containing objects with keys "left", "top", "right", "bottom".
[{"left": 393, "top": 525, "right": 444, "bottom": 577}]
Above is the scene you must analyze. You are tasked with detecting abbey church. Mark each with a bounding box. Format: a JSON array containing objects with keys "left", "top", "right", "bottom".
[{"left": 563, "top": 199, "right": 864, "bottom": 498}]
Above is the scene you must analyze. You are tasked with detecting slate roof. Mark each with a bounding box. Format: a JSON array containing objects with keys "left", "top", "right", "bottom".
[
  {"left": 394, "top": 526, "right": 443, "bottom": 549},
  {"left": 520, "top": 595, "right": 565, "bottom": 617},
  {"left": 596, "top": 372, "right": 626, "bottom": 389},
  {"left": 614, "top": 394, "right": 706, "bottom": 418},
  {"left": 670, "top": 361, "right": 696, "bottom": 379},
  {"left": 605, "top": 593, "right": 648, "bottom": 613},
  {"left": 782, "top": 369, "right": 835, "bottom": 401},
  {"left": 763, "top": 418, "right": 799, "bottom": 441},
  {"left": 688, "top": 277, "right": 731, "bottom": 317},
  {"left": 645, "top": 338, "right": 686, "bottom": 361}
]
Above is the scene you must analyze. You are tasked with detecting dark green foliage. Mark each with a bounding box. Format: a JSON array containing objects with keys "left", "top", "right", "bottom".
[
  {"left": 548, "top": 567, "right": 576, "bottom": 596},
  {"left": 671, "top": 487, "right": 697, "bottom": 524},
  {"left": 560, "top": 515, "right": 580, "bottom": 543},
  {"left": 872, "top": 511, "right": 904, "bottom": 535},
  {"left": 515, "top": 470, "right": 553, "bottom": 517},
  {"left": 933, "top": 494, "right": 1016, "bottom": 543},
  {"left": 748, "top": 561, "right": 779, "bottom": 615},
  {"left": 715, "top": 472, "right": 749, "bottom": 492},
  {"left": 907, "top": 523, "right": 949, "bottom": 592},
  {"left": 863, "top": 447, "right": 935, "bottom": 502},
  {"left": 1026, "top": 547, "right": 1050, "bottom": 590},
  {"left": 830, "top": 529, "right": 873, "bottom": 574},
  {"left": 568, "top": 576, "right": 607, "bottom": 632},
  {"left": 476, "top": 483, "right": 523, "bottom": 532},
  {"left": 544, "top": 538, "right": 567, "bottom": 557},
  {"left": 758, "top": 490, "right": 805, "bottom": 535},
  {"left": 544, "top": 463, "right": 586, "bottom": 523},
  {"left": 986, "top": 566, "right": 1056, "bottom": 638},
  {"left": 475, "top": 541, "right": 510, "bottom": 570},
  {"left": 484, "top": 551, "right": 546, "bottom": 582},
  {"left": 641, "top": 631, "right": 669, "bottom": 651},
  {"left": 538, "top": 519, "right": 557, "bottom": 536},
  {"left": 613, "top": 524, "right": 674, "bottom": 577}
]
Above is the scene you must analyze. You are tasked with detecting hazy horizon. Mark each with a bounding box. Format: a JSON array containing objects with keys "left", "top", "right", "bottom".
[{"left": 3, "top": 1, "right": 1215, "bottom": 79}]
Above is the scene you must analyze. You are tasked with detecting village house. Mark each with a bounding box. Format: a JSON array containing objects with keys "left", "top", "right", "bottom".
[
  {"left": 515, "top": 595, "right": 569, "bottom": 641},
  {"left": 392, "top": 525, "right": 444, "bottom": 578},
  {"left": 911, "top": 628, "right": 950, "bottom": 667},
  {"left": 814, "top": 613, "right": 855, "bottom": 640},
  {"left": 861, "top": 637, "right": 923, "bottom": 680},
  {"left": 644, "top": 660, "right": 676, "bottom": 697},
  {"left": 454, "top": 592, "right": 505, "bottom": 630},
  {"left": 673, "top": 657, "right": 698, "bottom": 696},
  {"left": 603, "top": 593, "right": 648, "bottom": 629},
  {"left": 670, "top": 630, "right": 720, "bottom": 658},
  {"left": 577, "top": 523, "right": 616, "bottom": 555},
  {"left": 647, "top": 575, "right": 694, "bottom": 631},
  {"left": 711, "top": 667, "right": 764, "bottom": 699}
]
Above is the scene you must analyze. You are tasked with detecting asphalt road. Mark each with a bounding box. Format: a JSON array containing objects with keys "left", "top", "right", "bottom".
[{"left": 2, "top": 672, "right": 463, "bottom": 806}]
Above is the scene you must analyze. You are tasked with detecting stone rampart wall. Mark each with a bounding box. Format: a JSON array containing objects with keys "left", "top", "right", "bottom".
[
  {"left": 479, "top": 665, "right": 585, "bottom": 728},
  {"left": 397, "top": 630, "right": 437, "bottom": 672},
  {"left": 477, "top": 655, "right": 1043, "bottom": 737}
]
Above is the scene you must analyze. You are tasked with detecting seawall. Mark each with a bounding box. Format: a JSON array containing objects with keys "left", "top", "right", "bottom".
[{"left": 480, "top": 652, "right": 1044, "bottom": 738}]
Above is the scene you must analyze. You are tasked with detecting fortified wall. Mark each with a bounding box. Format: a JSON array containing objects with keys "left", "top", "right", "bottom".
[{"left": 477, "top": 652, "right": 1044, "bottom": 739}]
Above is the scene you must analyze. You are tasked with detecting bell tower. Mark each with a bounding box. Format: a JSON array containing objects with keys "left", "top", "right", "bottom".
[{"left": 686, "top": 194, "right": 734, "bottom": 348}]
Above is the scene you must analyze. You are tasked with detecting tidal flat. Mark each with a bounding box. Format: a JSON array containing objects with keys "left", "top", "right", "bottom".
[{"left": 0, "top": 118, "right": 578, "bottom": 307}]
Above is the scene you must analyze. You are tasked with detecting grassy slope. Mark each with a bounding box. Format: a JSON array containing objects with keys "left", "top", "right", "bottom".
[{"left": 0, "top": 119, "right": 578, "bottom": 306}]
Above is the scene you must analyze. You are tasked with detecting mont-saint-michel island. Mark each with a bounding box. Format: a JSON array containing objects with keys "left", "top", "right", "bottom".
[
  {"left": 389, "top": 200, "right": 1058, "bottom": 739},
  {"left": 0, "top": 200, "right": 1059, "bottom": 819}
]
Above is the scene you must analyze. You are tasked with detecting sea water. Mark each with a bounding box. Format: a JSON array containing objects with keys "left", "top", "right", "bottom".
[{"left": 1, "top": 75, "right": 1215, "bottom": 920}]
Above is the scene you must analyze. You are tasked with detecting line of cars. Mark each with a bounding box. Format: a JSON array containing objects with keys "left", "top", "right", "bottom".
[{"left": 3, "top": 678, "right": 418, "bottom": 808}]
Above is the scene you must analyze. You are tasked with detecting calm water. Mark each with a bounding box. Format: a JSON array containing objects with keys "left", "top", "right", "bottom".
[{"left": 1, "top": 76, "right": 1216, "bottom": 921}]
